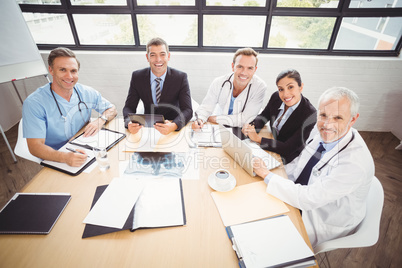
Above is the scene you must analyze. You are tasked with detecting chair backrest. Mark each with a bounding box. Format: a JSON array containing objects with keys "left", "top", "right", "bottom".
[
  {"left": 314, "top": 176, "right": 384, "bottom": 254},
  {"left": 14, "top": 118, "right": 42, "bottom": 164}
]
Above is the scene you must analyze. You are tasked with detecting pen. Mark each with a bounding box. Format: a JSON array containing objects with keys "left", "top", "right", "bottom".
[
  {"left": 66, "top": 147, "right": 89, "bottom": 157},
  {"left": 195, "top": 112, "right": 203, "bottom": 131}
]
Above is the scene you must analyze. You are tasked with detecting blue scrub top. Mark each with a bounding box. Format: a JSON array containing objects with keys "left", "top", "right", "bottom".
[{"left": 22, "top": 83, "right": 113, "bottom": 150}]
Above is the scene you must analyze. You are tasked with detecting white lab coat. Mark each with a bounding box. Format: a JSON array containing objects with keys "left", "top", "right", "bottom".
[
  {"left": 195, "top": 73, "right": 268, "bottom": 127},
  {"left": 266, "top": 127, "right": 374, "bottom": 248}
]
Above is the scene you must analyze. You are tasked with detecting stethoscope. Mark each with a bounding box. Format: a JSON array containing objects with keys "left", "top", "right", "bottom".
[
  {"left": 219, "top": 73, "right": 252, "bottom": 113},
  {"left": 311, "top": 132, "right": 355, "bottom": 177},
  {"left": 50, "top": 83, "right": 88, "bottom": 122}
]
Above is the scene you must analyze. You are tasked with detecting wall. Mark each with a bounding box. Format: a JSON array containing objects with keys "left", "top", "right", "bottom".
[{"left": 1, "top": 51, "right": 402, "bottom": 139}]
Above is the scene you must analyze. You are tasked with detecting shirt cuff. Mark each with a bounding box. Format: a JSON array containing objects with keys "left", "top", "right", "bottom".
[{"left": 264, "top": 172, "right": 275, "bottom": 185}]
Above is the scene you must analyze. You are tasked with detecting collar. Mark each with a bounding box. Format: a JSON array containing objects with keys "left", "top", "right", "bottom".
[
  {"left": 278, "top": 97, "right": 302, "bottom": 113},
  {"left": 150, "top": 69, "right": 167, "bottom": 83}
]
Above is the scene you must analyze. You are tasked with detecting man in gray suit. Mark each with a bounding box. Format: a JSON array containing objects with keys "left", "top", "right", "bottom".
[{"left": 123, "top": 37, "right": 193, "bottom": 135}]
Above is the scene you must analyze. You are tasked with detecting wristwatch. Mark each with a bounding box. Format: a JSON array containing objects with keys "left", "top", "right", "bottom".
[{"left": 99, "top": 115, "right": 108, "bottom": 122}]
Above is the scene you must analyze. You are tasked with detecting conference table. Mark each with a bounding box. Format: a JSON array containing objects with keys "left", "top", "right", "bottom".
[{"left": 0, "top": 118, "right": 318, "bottom": 268}]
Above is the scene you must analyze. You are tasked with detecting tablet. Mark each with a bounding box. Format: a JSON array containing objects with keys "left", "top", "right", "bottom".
[{"left": 129, "top": 114, "right": 165, "bottom": 127}]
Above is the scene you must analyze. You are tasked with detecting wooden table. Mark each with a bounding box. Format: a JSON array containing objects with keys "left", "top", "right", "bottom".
[{"left": 0, "top": 120, "right": 318, "bottom": 268}]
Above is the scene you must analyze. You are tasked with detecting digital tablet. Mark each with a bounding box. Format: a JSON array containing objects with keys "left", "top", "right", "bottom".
[{"left": 128, "top": 114, "right": 165, "bottom": 127}]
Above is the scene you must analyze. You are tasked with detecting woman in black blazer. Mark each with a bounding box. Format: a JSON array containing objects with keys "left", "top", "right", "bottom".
[{"left": 242, "top": 69, "right": 317, "bottom": 164}]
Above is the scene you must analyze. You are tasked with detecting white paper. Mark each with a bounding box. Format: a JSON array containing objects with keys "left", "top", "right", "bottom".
[
  {"left": 243, "top": 139, "right": 281, "bottom": 170},
  {"left": 73, "top": 129, "right": 123, "bottom": 149},
  {"left": 83, "top": 178, "right": 146, "bottom": 229},
  {"left": 41, "top": 143, "right": 95, "bottom": 174},
  {"left": 230, "top": 215, "right": 315, "bottom": 268},
  {"left": 192, "top": 124, "right": 221, "bottom": 146},
  {"left": 132, "top": 178, "right": 184, "bottom": 229}
]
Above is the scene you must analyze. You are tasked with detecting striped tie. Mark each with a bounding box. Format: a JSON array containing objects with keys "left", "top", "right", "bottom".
[{"left": 155, "top": 78, "right": 161, "bottom": 104}]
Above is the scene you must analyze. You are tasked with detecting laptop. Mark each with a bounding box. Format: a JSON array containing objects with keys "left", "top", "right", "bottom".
[{"left": 219, "top": 125, "right": 281, "bottom": 177}]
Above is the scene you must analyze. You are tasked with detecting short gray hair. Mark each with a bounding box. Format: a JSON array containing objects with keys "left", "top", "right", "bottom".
[
  {"left": 318, "top": 87, "right": 360, "bottom": 117},
  {"left": 146, "top": 37, "right": 169, "bottom": 54}
]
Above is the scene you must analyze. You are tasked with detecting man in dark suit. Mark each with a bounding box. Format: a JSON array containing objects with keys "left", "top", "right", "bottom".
[{"left": 123, "top": 37, "right": 193, "bottom": 135}]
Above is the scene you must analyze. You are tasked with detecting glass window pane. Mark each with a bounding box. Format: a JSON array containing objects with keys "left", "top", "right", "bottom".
[
  {"left": 276, "top": 0, "right": 339, "bottom": 8},
  {"left": 334, "top": 17, "right": 402, "bottom": 50},
  {"left": 16, "top": 0, "right": 61, "bottom": 5},
  {"left": 206, "top": 0, "right": 266, "bottom": 7},
  {"left": 203, "top": 15, "right": 265, "bottom": 47},
  {"left": 269, "top": 16, "right": 336, "bottom": 49},
  {"left": 137, "top": 15, "right": 197, "bottom": 46},
  {"left": 137, "top": 0, "right": 195, "bottom": 6},
  {"left": 73, "top": 14, "right": 134, "bottom": 45},
  {"left": 22, "top": 13, "right": 74, "bottom": 44},
  {"left": 349, "top": 0, "right": 402, "bottom": 8},
  {"left": 71, "top": 0, "right": 126, "bottom": 6}
]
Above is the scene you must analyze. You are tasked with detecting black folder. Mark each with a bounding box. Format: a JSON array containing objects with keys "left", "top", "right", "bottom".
[
  {"left": 82, "top": 179, "right": 186, "bottom": 238},
  {"left": 0, "top": 193, "right": 71, "bottom": 234}
]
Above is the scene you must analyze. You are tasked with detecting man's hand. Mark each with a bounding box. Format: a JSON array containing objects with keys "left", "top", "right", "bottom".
[
  {"left": 253, "top": 157, "right": 270, "bottom": 179},
  {"left": 64, "top": 148, "right": 88, "bottom": 167},
  {"left": 83, "top": 118, "right": 105, "bottom": 137},
  {"left": 191, "top": 119, "right": 204, "bottom": 130},
  {"left": 242, "top": 124, "right": 262, "bottom": 144},
  {"left": 154, "top": 120, "right": 178, "bottom": 135},
  {"left": 128, "top": 122, "right": 143, "bottom": 134},
  {"left": 207, "top": 116, "right": 217, "bottom": 124}
]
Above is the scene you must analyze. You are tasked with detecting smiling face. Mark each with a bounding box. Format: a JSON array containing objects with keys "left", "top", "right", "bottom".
[
  {"left": 231, "top": 55, "right": 257, "bottom": 91},
  {"left": 48, "top": 56, "right": 79, "bottom": 94},
  {"left": 277, "top": 76, "right": 303, "bottom": 108},
  {"left": 317, "top": 97, "right": 359, "bottom": 143},
  {"left": 146, "top": 44, "right": 170, "bottom": 77}
]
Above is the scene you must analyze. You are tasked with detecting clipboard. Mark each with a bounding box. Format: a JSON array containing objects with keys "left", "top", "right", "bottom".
[
  {"left": 41, "top": 128, "right": 126, "bottom": 176},
  {"left": 226, "top": 215, "right": 316, "bottom": 268},
  {"left": 128, "top": 113, "right": 165, "bottom": 127}
]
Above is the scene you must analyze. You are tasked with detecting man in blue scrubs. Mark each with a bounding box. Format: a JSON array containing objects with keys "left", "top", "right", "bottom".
[{"left": 22, "top": 47, "right": 117, "bottom": 167}]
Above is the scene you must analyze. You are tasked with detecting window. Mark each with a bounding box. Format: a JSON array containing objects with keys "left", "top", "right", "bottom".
[{"left": 16, "top": 0, "right": 402, "bottom": 56}]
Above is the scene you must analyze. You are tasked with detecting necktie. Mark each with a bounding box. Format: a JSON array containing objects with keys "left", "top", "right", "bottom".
[
  {"left": 155, "top": 78, "right": 161, "bottom": 104},
  {"left": 295, "top": 143, "right": 326, "bottom": 185}
]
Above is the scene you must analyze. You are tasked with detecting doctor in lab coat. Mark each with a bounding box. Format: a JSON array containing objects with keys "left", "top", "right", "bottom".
[{"left": 253, "top": 87, "right": 375, "bottom": 249}]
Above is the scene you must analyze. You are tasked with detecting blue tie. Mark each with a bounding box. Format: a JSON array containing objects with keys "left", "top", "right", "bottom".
[
  {"left": 155, "top": 78, "right": 161, "bottom": 104},
  {"left": 295, "top": 143, "right": 326, "bottom": 186}
]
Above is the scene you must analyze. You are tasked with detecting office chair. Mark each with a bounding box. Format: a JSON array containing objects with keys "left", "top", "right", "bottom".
[
  {"left": 314, "top": 176, "right": 384, "bottom": 268},
  {"left": 14, "top": 118, "right": 42, "bottom": 164}
]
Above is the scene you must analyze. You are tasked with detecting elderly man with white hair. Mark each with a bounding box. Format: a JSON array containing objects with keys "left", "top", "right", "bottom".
[{"left": 253, "top": 86, "right": 375, "bottom": 248}]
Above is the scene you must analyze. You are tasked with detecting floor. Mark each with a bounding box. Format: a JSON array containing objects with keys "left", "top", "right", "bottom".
[{"left": 0, "top": 123, "right": 401, "bottom": 267}]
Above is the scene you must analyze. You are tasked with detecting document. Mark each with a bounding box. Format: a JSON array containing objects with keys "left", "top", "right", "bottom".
[
  {"left": 227, "top": 215, "right": 316, "bottom": 268},
  {"left": 191, "top": 124, "right": 221, "bottom": 147},
  {"left": 82, "top": 177, "right": 187, "bottom": 237},
  {"left": 211, "top": 181, "right": 289, "bottom": 227},
  {"left": 124, "top": 126, "right": 190, "bottom": 152},
  {"left": 132, "top": 177, "right": 186, "bottom": 230},
  {"left": 83, "top": 178, "right": 146, "bottom": 229},
  {"left": 72, "top": 128, "right": 125, "bottom": 149}
]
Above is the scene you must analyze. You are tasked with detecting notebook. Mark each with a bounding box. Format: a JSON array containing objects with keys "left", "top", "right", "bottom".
[
  {"left": 0, "top": 193, "right": 71, "bottom": 234},
  {"left": 219, "top": 125, "right": 281, "bottom": 176}
]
